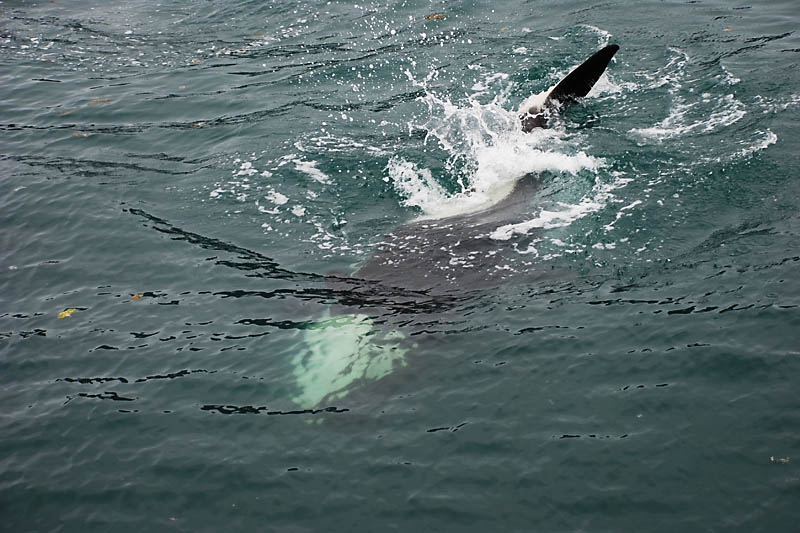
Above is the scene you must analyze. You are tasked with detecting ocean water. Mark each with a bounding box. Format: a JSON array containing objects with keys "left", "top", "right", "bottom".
[{"left": 1, "top": 0, "right": 799, "bottom": 530}]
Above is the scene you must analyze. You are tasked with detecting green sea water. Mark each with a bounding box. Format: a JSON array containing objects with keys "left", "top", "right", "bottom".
[{"left": 2, "top": 0, "right": 799, "bottom": 531}]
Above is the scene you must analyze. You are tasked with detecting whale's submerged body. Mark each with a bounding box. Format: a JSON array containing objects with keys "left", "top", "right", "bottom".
[
  {"left": 354, "top": 173, "right": 557, "bottom": 295},
  {"left": 293, "top": 45, "right": 620, "bottom": 409}
]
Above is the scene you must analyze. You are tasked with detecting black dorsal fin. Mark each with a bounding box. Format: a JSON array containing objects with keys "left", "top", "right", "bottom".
[
  {"left": 545, "top": 44, "right": 619, "bottom": 105},
  {"left": 520, "top": 44, "right": 619, "bottom": 132}
]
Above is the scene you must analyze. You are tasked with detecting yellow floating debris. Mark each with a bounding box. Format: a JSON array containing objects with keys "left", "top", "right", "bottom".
[
  {"left": 131, "top": 293, "right": 144, "bottom": 300},
  {"left": 724, "top": 28, "right": 732, "bottom": 32},
  {"left": 58, "top": 308, "right": 78, "bottom": 319},
  {"left": 72, "top": 132, "right": 89, "bottom": 138},
  {"left": 59, "top": 109, "right": 75, "bottom": 116},
  {"left": 425, "top": 14, "right": 446, "bottom": 21},
  {"left": 191, "top": 58, "right": 202, "bottom": 64},
  {"left": 88, "top": 98, "right": 111, "bottom": 104}
]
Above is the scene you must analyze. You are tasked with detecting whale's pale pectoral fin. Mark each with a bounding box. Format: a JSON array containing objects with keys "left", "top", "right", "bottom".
[{"left": 521, "top": 44, "right": 619, "bottom": 132}]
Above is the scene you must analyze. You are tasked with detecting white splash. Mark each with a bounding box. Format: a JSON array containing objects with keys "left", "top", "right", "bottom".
[
  {"left": 265, "top": 189, "right": 288, "bottom": 206},
  {"left": 294, "top": 158, "right": 332, "bottom": 184},
  {"left": 388, "top": 69, "right": 604, "bottom": 221},
  {"left": 235, "top": 160, "right": 258, "bottom": 176}
]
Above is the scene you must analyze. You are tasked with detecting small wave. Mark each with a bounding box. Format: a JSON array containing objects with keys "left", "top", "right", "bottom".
[
  {"left": 490, "top": 173, "right": 632, "bottom": 241},
  {"left": 631, "top": 93, "right": 746, "bottom": 141},
  {"left": 580, "top": 25, "right": 613, "bottom": 48},
  {"left": 293, "top": 158, "right": 332, "bottom": 185},
  {"left": 735, "top": 129, "right": 778, "bottom": 159},
  {"left": 296, "top": 134, "right": 391, "bottom": 156}
]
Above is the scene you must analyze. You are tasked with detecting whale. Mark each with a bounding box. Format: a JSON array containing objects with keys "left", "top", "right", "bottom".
[
  {"left": 292, "top": 45, "right": 621, "bottom": 409},
  {"left": 127, "top": 42, "right": 621, "bottom": 411}
]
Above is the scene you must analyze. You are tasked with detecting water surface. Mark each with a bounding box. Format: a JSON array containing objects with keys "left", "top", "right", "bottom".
[{"left": 2, "top": 0, "right": 799, "bottom": 530}]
